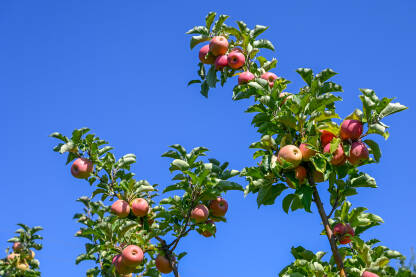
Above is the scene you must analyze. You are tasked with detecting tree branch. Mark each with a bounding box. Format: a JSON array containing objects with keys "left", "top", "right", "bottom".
[{"left": 327, "top": 189, "right": 339, "bottom": 219}]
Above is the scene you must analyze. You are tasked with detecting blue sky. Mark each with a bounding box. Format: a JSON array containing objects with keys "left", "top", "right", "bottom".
[{"left": 1, "top": 1, "right": 415, "bottom": 276}]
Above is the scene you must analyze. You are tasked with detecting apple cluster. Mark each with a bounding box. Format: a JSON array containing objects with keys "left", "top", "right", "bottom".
[
  {"left": 332, "top": 222, "right": 355, "bottom": 244},
  {"left": 5, "top": 242, "right": 36, "bottom": 272},
  {"left": 190, "top": 197, "right": 229, "bottom": 238}
]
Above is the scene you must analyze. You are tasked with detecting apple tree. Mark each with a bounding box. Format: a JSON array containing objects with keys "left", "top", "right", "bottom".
[
  {"left": 0, "top": 224, "right": 43, "bottom": 277},
  {"left": 186, "top": 12, "right": 408, "bottom": 277}
]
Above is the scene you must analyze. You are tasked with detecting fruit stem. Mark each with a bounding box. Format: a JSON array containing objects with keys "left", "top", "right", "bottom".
[{"left": 308, "top": 172, "right": 347, "bottom": 277}]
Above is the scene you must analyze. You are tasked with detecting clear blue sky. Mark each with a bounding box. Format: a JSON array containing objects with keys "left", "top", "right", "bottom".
[{"left": 1, "top": 1, "right": 415, "bottom": 276}]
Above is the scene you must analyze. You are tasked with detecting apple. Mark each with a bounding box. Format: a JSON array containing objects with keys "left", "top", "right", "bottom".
[
  {"left": 227, "top": 51, "right": 245, "bottom": 69},
  {"left": 340, "top": 119, "right": 363, "bottom": 140},
  {"left": 71, "top": 158, "right": 93, "bottom": 179},
  {"left": 295, "top": 166, "right": 307, "bottom": 184},
  {"left": 323, "top": 143, "right": 346, "bottom": 166},
  {"left": 215, "top": 55, "right": 228, "bottom": 70},
  {"left": 209, "top": 36, "right": 228, "bottom": 56},
  {"left": 155, "top": 254, "right": 173, "bottom": 274},
  {"left": 13, "top": 242, "right": 23, "bottom": 252},
  {"left": 339, "top": 224, "right": 354, "bottom": 244},
  {"left": 111, "top": 199, "right": 130, "bottom": 218},
  {"left": 261, "top": 72, "right": 278, "bottom": 88},
  {"left": 209, "top": 197, "right": 228, "bottom": 217},
  {"left": 16, "top": 262, "right": 29, "bottom": 271},
  {"left": 191, "top": 204, "right": 209, "bottom": 223},
  {"left": 131, "top": 198, "right": 149, "bottom": 217},
  {"left": 122, "top": 245, "right": 144, "bottom": 267},
  {"left": 198, "top": 45, "right": 216, "bottom": 64},
  {"left": 320, "top": 130, "right": 336, "bottom": 147},
  {"left": 7, "top": 253, "right": 19, "bottom": 261},
  {"left": 299, "top": 143, "right": 316, "bottom": 161},
  {"left": 27, "top": 250, "right": 35, "bottom": 260},
  {"left": 277, "top": 145, "right": 303, "bottom": 169},
  {"left": 333, "top": 223, "right": 346, "bottom": 236},
  {"left": 348, "top": 141, "right": 369, "bottom": 165},
  {"left": 362, "top": 271, "right": 379, "bottom": 277},
  {"left": 313, "top": 171, "right": 325, "bottom": 183},
  {"left": 238, "top": 71, "right": 255, "bottom": 84},
  {"left": 113, "top": 254, "right": 134, "bottom": 274},
  {"left": 201, "top": 220, "right": 216, "bottom": 237}
]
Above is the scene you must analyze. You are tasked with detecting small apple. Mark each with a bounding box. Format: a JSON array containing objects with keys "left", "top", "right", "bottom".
[
  {"left": 155, "top": 254, "right": 173, "bottom": 274},
  {"left": 348, "top": 141, "right": 369, "bottom": 165},
  {"left": 131, "top": 198, "right": 149, "bottom": 217},
  {"left": 7, "top": 253, "right": 19, "bottom": 261},
  {"left": 362, "top": 271, "right": 379, "bottom": 277},
  {"left": 121, "top": 245, "right": 144, "bottom": 267},
  {"left": 261, "top": 72, "right": 278, "bottom": 88},
  {"left": 209, "top": 197, "right": 228, "bottom": 217},
  {"left": 313, "top": 171, "right": 325, "bottom": 183},
  {"left": 277, "top": 145, "right": 303, "bottom": 169},
  {"left": 27, "top": 250, "right": 35, "bottom": 260},
  {"left": 339, "top": 224, "right": 354, "bottom": 244},
  {"left": 238, "top": 71, "right": 255, "bottom": 84},
  {"left": 209, "top": 36, "right": 228, "bottom": 56},
  {"left": 111, "top": 199, "right": 130, "bottom": 218},
  {"left": 198, "top": 45, "right": 216, "bottom": 64},
  {"left": 227, "top": 51, "right": 245, "bottom": 69},
  {"left": 295, "top": 166, "right": 307, "bottom": 184},
  {"left": 323, "top": 143, "right": 346, "bottom": 166},
  {"left": 320, "top": 130, "right": 336, "bottom": 147},
  {"left": 215, "top": 55, "right": 228, "bottom": 70},
  {"left": 191, "top": 204, "right": 209, "bottom": 223},
  {"left": 71, "top": 158, "right": 93, "bottom": 179},
  {"left": 340, "top": 119, "right": 363, "bottom": 140},
  {"left": 299, "top": 143, "right": 316, "bottom": 161},
  {"left": 16, "top": 262, "right": 29, "bottom": 271},
  {"left": 333, "top": 223, "right": 346, "bottom": 236},
  {"left": 201, "top": 220, "right": 216, "bottom": 237},
  {"left": 13, "top": 242, "right": 23, "bottom": 252}
]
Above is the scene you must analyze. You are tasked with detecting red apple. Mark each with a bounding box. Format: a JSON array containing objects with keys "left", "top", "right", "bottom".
[
  {"left": 209, "top": 36, "right": 228, "bottom": 56},
  {"left": 295, "top": 166, "right": 307, "bottom": 184},
  {"left": 323, "top": 143, "right": 346, "bottom": 166},
  {"left": 348, "top": 141, "right": 369, "bottom": 165},
  {"left": 227, "top": 51, "right": 245, "bottom": 69},
  {"left": 340, "top": 119, "right": 363, "bottom": 140},
  {"left": 277, "top": 145, "right": 303, "bottom": 169},
  {"left": 209, "top": 197, "right": 228, "bottom": 217},
  {"left": 238, "top": 71, "right": 255, "bottom": 84},
  {"left": 191, "top": 204, "right": 209, "bottom": 223},
  {"left": 362, "top": 271, "right": 379, "bottom": 277},
  {"left": 155, "top": 254, "right": 173, "bottom": 274},
  {"left": 7, "top": 253, "right": 19, "bottom": 261},
  {"left": 339, "top": 224, "right": 354, "bottom": 244},
  {"left": 13, "top": 242, "right": 23, "bottom": 252},
  {"left": 261, "top": 72, "right": 278, "bottom": 88},
  {"left": 111, "top": 200, "right": 130, "bottom": 218},
  {"left": 215, "top": 54, "right": 228, "bottom": 70},
  {"left": 71, "top": 158, "right": 93, "bottom": 179},
  {"left": 320, "top": 130, "right": 336, "bottom": 147},
  {"left": 299, "top": 143, "right": 316, "bottom": 161},
  {"left": 131, "top": 198, "right": 149, "bottom": 217},
  {"left": 198, "top": 45, "right": 216, "bottom": 64},
  {"left": 333, "top": 223, "right": 347, "bottom": 236},
  {"left": 121, "top": 245, "right": 144, "bottom": 267},
  {"left": 113, "top": 254, "right": 133, "bottom": 274}
]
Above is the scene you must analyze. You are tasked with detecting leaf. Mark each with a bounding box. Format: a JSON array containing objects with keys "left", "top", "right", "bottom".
[
  {"left": 379, "top": 102, "right": 407, "bottom": 119},
  {"left": 222, "top": 24, "right": 241, "bottom": 39},
  {"left": 49, "top": 132, "right": 68, "bottom": 142},
  {"left": 117, "top": 154, "right": 136, "bottom": 168},
  {"left": 216, "top": 180, "right": 243, "bottom": 191},
  {"left": 212, "top": 14, "right": 229, "bottom": 33},
  {"left": 200, "top": 81, "right": 209, "bottom": 98},
  {"left": 262, "top": 58, "right": 278, "bottom": 71},
  {"left": 75, "top": 253, "right": 95, "bottom": 265},
  {"left": 190, "top": 35, "right": 210, "bottom": 49},
  {"left": 316, "top": 68, "right": 337, "bottom": 82},
  {"left": 257, "top": 183, "right": 287, "bottom": 207},
  {"left": 350, "top": 173, "right": 377, "bottom": 188},
  {"left": 363, "top": 139, "right": 381, "bottom": 162},
  {"left": 282, "top": 194, "right": 296, "bottom": 213},
  {"left": 186, "top": 26, "right": 209, "bottom": 35},
  {"left": 367, "top": 123, "right": 389, "bottom": 140},
  {"left": 299, "top": 186, "right": 313, "bottom": 213},
  {"left": 169, "top": 159, "right": 190, "bottom": 172},
  {"left": 296, "top": 68, "right": 313, "bottom": 86},
  {"left": 205, "top": 12, "right": 216, "bottom": 29},
  {"left": 187, "top": 79, "right": 201, "bottom": 86},
  {"left": 163, "top": 183, "right": 187, "bottom": 193},
  {"left": 253, "top": 39, "right": 275, "bottom": 51},
  {"left": 206, "top": 65, "right": 217, "bottom": 88},
  {"left": 251, "top": 25, "right": 268, "bottom": 38}
]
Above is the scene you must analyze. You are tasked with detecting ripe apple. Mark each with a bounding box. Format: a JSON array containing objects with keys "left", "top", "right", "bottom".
[
  {"left": 201, "top": 219, "right": 216, "bottom": 237},
  {"left": 238, "top": 71, "right": 255, "bottom": 84},
  {"left": 191, "top": 204, "right": 209, "bottom": 223},
  {"left": 313, "top": 171, "right": 325, "bottom": 183},
  {"left": 227, "top": 51, "right": 245, "bottom": 69},
  {"left": 13, "top": 242, "right": 23, "bottom": 252},
  {"left": 320, "top": 130, "right": 336, "bottom": 147},
  {"left": 299, "top": 143, "right": 316, "bottom": 161},
  {"left": 7, "top": 253, "right": 19, "bottom": 261},
  {"left": 323, "top": 143, "right": 346, "bottom": 166},
  {"left": 209, "top": 36, "right": 228, "bottom": 56},
  {"left": 339, "top": 224, "right": 354, "bottom": 244},
  {"left": 333, "top": 223, "right": 346, "bottom": 236},
  {"left": 131, "top": 198, "right": 149, "bottom": 217},
  {"left": 261, "top": 72, "right": 278, "bottom": 88},
  {"left": 348, "top": 141, "right": 369, "bottom": 165},
  {"left": 340, "top": 119, "right": 363, "bottom": 140},
  {"left": 71, "top": 158, "right": 93, "bottom": 179},
  {"left": 111, "top": 199, "right": 130, "bottom": 218},
  {"left": 209, "top": 197, "right": 228, "bottom": 217},
  {"left": 113, "top": 254, "right": 133, "bottom": 274},
  {"left": 362, "top": 271, "right": 379, "bottom": 277},
  {"left": 155, "top": 254, "right": 173, "bottom": 274},
  {"left": 122, "top": 245, "right": 144, "bottom": 267},
  {"left": 215, "top": 55, "right": 228, "bottom": 70},
  {"left": 198, "top": 45, "right": 216, "bottom": 64},
  {"left": 295, "top": 166, "right": 307, "bottom": 184},
  {"left": 277, "top": 145, "right": 303, "bottom": 169},
  {"left": 16, "top": 262, "right": 29, "bottom": 271}
]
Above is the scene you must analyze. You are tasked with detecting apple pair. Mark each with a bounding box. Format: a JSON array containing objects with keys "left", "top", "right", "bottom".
[
  {"left": 238, "top": 71, "right": 281, "bottom": 88},
  {"left": 333, "top": 222, "right": 355, "bottom": 244},
  {"left": 112, "top": 245, "right": 144, "bottom": 274},
  {"left": 191, "top": 198, "right": 228, "bottom": 223},
  {"left": 111, "top": 198, "right": 149, "bottom": 218}
]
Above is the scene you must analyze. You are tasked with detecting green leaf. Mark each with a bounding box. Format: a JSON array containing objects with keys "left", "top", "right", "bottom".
[
  {"left": 296, "top": 68, "right": 313, "bottom": 86},
  {"left": 187, "top": 79, "right": 201, "bottom": 86},
  {"left": 75, "top": 253, "right": 95, "bottom": 265},
  {"left": 190, "top": 35, "right": 210, "bottom": 49},
  {"left": 49, "top": 132, "right": 68, "bottom": 142},
  {"left": 282, "top": 194, "right": 296, "bottom": 213},
  {"left": 250, "top": 25, "right": 268, "bottom": 38},
  {"left": 363, "top": 139, "right": 381, "bottom": 162},
  {"left": 206, "top": 65, "right": 217, "bottom": 88},
  {"left": 350, "top": 173, "right": 377, "bottom": 188},
  {"left": 163, "top": 183, "right": 188, "bottom": 193},
  {"left": 367, "top": 123, "right": 389, "bottom": 139},
  {"left": 257, "top": 183, "right": 287, "bottom": 207},
  {"left": 253, "top": 39, "right": 275, "bottom": 51},
  {"left": 117, "top": 154, "right": 136, "bottom": 168},
  {"left": 186, "top": 26, "right": 209, "bottom": 35},
  {"left": 222, "top": 24, "right": 241, "bottom": 40},
  {"left": 205, "top": 12, "right": 216, "bottom": 29},
  {"left": 378, "top": 102, "right": 407, "bottom": 119},
  {"left": 316, "top": 68, "right": 337, "bottom": 82},
  {"left": 169, "top": 159, "right": 190, "bottom": 172},
  {"left": 299, "top": 186, "right": 313, "bottom": 213},
  {"left": 200, "top": 81, "right": 209, "bottom": 98},
  {"left": 212, "top": 14, "right": 229, "bottom": 33}
]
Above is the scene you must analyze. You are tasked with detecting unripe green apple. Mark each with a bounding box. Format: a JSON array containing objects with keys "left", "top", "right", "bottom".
[
  {"left": 277, "top": 145, "right": 303, "bottom": 169},
  {"left": 209, "top": 36, "right": 228, "bottom": 56},
  {"left": 71, "top": 158, "right": 93, "bottom": 179},
  {"left": 131, "top": 198, "right": 149, "bottom": 217},
  {"left": 191, "top": 204, "right": 209, "bottom": 223},
  {"left": 155, "top": 254, "right": 173, "bottom": 274},
  {"left": 261, "top": 72, "right": 278, "bottom": 88},
  {"left": 340, "top": 119, "right": 363, "bottom": 140},
  {"left": 111, "top": 199, "right": 130, "bottom": 218}
]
